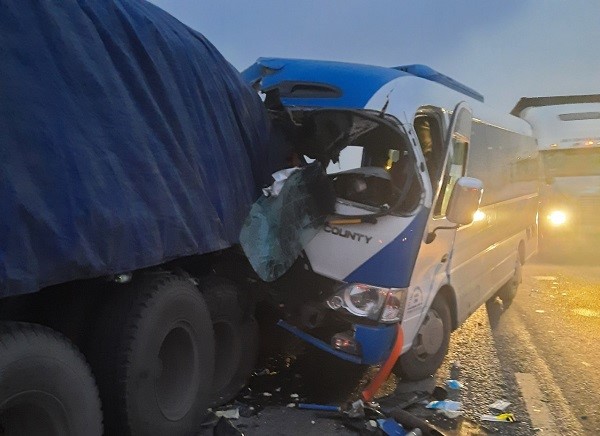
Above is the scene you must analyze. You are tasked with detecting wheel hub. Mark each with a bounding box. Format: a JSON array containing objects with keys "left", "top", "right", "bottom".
[
  {"left": 414, "top": 310, "right": 444, "bottom": 356},
  {"left": 155, "top": 324, "right": 199, "bottom": 421},
  {"left": 0, "top": 391, "right": 70, "bottom": 435}
]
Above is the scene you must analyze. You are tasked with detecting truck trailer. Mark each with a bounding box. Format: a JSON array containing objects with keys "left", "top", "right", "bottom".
[{"left": 0, "top": 1, "right": 277, "bottom": 434}]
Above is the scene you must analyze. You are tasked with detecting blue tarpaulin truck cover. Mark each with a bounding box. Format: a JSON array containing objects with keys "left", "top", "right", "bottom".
[{"left": 0, "top": 0, "right": 275, "bottom": 297}]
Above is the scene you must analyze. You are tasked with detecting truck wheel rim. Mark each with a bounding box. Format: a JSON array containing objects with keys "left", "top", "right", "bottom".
[
  {"left": 155, "top": 323, "right": 199, "bottom": 421},
  {"left": 0, "top": 392, "right": 69, "bottom": 435}
]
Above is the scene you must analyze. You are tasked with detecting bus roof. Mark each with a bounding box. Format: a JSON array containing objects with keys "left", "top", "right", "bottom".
[{"left": 243, "top": 58, "right": 531, "bottom": 136}]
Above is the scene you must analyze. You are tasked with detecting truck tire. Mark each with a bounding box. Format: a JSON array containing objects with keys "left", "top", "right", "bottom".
[
  {"left": 200, "top": 278, "right": 259, "bottom": 407},
  {"left": 393, "top": 294, "right": 451, "bottom": 381},
  {"left": 0, "top": 322, "right": 102, "bottom": 436},
  {"left": 87, "top": 274, "right": 214, "bottom": 435}
]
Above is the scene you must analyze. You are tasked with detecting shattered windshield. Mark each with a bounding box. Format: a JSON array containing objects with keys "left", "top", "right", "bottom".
[
  {"left": 272, "top": 108, "right": 423, "bottom": 215},
  {"left": 541, "top": 148, "right": 600, "bottom": 177}
]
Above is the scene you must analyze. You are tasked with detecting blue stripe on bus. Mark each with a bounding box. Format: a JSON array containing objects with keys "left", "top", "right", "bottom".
[{"left": 344, "top": 207, "right": 430, "bottom": 288}]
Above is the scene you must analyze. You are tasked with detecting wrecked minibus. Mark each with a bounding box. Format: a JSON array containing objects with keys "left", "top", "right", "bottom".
[
  {"left": 243, "top": 59, "right": 538, "bottom": 380},
  {"left": 512, "top": 95, "right": 600, "bottom": 255}
]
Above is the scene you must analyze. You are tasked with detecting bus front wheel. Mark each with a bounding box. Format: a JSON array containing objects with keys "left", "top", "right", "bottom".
[{"left": 393, "top": 295, "right": 451, "bottom": 381}]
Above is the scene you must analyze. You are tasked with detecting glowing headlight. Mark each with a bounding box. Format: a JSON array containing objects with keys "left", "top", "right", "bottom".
[
  {"left": 473, "top": 210, "right": 486, "bottom": 222},
  {"left": 547, "top": 210, "right": 567, "bottom": 226},
  {"left": 326, "top": 284, "right": 407, "bottom": 323}
]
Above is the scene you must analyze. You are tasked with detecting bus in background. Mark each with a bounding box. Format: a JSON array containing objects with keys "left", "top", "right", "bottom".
[{"left": 512, "top": 95, "right": 600, "bottom": 257}]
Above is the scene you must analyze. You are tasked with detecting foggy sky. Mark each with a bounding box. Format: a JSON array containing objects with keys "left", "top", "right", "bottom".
[{"left": 149, "top": 0, "right": 599, "bottom": 113}]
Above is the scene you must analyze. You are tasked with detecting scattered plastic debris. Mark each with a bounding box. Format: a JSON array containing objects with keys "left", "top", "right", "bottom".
[
  {"left": 377, "top": 417, "right": 405, "bottom": 435},
  {"left": 385, "top": 407, "right": 444, "bottom": 434},
  {"left": 533, "top": 276, "right": 556, "bottom": 281},
  {"left": 215, "top": 408, "right": 240, "bottom": 420},
  {"left": 535, "top": 309, "right": 545, "bottom": 313},
  {"left": 489, "top": 399, "right": 511, "bottom": 411},
  {"left": 427, "top": 396, "right": 463, "bottom": 418},
  {"left": 275, "top": 387, "right": 281, "bottom": 392},
  {"left": 262, "top": 167, "right": 301, "bottom": 197},
  {"left": 480, "top": 413, "right": 516, "bottom": 422},
  {"left": 255, "top": 368, "right": 278, "bottom": 376},
  {"left": 445, "top": 379, "right": 463, "bottom": 390},
  {"left": 439, "top": 409, "right": 463, "bottom": 419},
  {"left": 286, "top": 403, "right": 296, "bottom": 408},
  {"left": 298, "top": 403, "right": 340, "bottom": 412},
  {"left": 262, "top": 392, "right": 272, "bottom": 397},
  {"left": 344, "top": 399, "right": 366, "bottom": 418},
  {"left": 290, "top": 393, "right": 299, "bottom": 399},
  {"left": 310, "top": 420, "right": 315, "bottom": 425},
  {"left": 426, "top": 400, "right": 461, "bottom": 412},
  {"left": 367, "top": 420, "right": 378, "bottom": 431}
]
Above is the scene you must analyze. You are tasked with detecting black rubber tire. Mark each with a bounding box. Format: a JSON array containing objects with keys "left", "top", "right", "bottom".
[
  {"left": 498, "top": 257, "right": 522, "bottom": 307},
  {"left": 0, "top": 322, "right": 103, "bottom": 436},
  {"left": 86, "top": 274, "right": 214, "bottom": 436},
  {"left": 200, "top": 278, "right": 259, "bottom": 407},
  {"left": 393, "top": 295, "right": 451, "bottom": 381}
]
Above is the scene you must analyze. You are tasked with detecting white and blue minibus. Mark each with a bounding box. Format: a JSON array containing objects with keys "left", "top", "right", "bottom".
[{"left": 244, "top": 59, "right": 538, "bottom": 380}]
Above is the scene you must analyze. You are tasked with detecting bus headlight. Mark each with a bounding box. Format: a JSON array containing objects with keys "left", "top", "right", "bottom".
[
  {"left": 326, "top": 284, "right": 407, "bottom": 323},
  {"left": 547, "top": 210, "right": 568, "bottom": 226}
]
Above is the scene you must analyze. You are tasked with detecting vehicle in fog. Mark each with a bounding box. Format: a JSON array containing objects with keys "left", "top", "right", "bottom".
[
  {"left": 244, "top": 59, "right": 538, "bottom": 380},
  {"left": 513, "top": 95, "right": 600, "bottom": 255}
]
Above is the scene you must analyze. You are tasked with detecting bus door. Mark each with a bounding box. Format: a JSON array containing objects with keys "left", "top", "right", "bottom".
[{"left": 404, "top": 102, "right": 472, "bottom": 341}]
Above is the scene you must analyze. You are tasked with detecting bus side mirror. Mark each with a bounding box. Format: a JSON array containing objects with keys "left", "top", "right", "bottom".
[{"left": 446, "top": 177, "right": 484, "bottom": 225}]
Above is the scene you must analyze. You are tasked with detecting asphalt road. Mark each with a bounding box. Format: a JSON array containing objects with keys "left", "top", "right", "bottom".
[
  {"left": 493, "top": 258, "right": 600, "bottom": 435},
  {"left": 205, "top": 254, "right": 600, "bottom": 435}
]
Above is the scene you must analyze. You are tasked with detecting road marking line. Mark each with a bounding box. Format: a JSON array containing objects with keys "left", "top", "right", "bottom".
[
  {"left": 494, "top": 269, "right": 585, "bottom": 435},
  {"left": 515, "top": 372, "right": 560, "bottom": 436}
]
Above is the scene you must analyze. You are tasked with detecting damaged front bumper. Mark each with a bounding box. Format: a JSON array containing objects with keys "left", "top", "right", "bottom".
[{"left": 277, "top": 319, "right": 398, "bottom": 365}]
